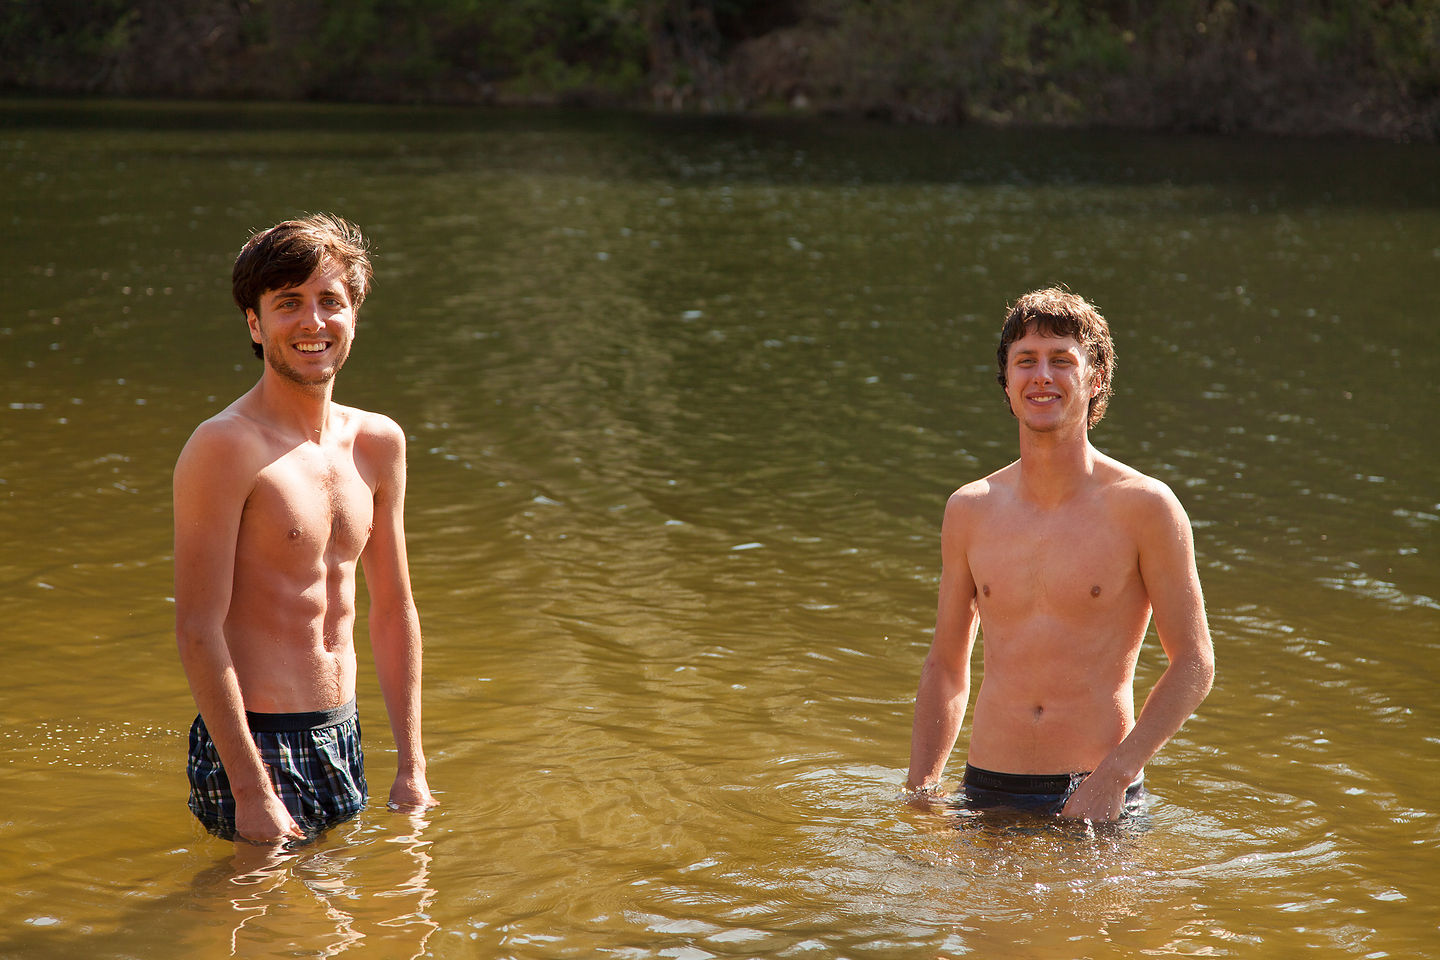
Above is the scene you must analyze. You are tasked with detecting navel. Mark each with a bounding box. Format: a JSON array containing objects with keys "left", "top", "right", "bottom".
[{"left": 1090, "top": 585, "right": 1102, "bottom": 598}]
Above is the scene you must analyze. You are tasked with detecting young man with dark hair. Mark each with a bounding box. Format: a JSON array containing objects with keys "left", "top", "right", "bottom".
[
  {"left": 175, "top": 214, "right": 436, "bottom": 844},
  {"left": 906, "top": 287, "right": 1213, "bottom": 821}
]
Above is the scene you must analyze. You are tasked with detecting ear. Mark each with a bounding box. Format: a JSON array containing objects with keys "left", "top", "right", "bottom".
[
  {"left": 1084, "top": 362, "right": 1104, "bottom": 398},
  {"left": 246, "top": 308, "right": 262, "bottom": 345}
]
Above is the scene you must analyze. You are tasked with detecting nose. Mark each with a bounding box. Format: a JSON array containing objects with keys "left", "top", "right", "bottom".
[{"left": 299, "top": 301, "right": 323, "bottom": 331}]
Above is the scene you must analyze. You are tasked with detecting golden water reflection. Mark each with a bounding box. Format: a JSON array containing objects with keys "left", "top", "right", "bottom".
[
  {"left": 1, "top": 100, "right": 1437, "bottom": 959},
  {"left": 180, "top": 811, "right": 437, "bottom": 958}
]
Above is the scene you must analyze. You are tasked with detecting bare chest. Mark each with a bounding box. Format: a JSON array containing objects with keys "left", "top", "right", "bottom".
[
  {"left": 968, "top": 502, "right": 1141, "bottom": 620},
  {"left": 241, "top": 445, "right": 375, "bottom": 562}
]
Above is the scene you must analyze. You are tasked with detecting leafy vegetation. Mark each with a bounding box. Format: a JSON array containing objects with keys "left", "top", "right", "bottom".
[{"left": 2, "top": 0, "right": 1436, "bottom": 139}]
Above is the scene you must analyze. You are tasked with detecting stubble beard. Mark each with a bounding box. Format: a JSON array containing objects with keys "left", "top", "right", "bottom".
[{"left": 265, "top": 342, "right": 350, "bottom": 388}]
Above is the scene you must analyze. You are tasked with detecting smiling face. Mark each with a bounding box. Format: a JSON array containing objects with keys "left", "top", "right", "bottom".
[
  {"left": 1002, "top": 326, "right": 1099, "bottom": 435},
  {"left": 232, "top": 213, "right": 373, "bottom": 362},
  {"left": 994, "top": 288, "right": 1115, "bottom": 428},
  {"left": 246, "top": 261, "right": 356, "bottom": 388}
]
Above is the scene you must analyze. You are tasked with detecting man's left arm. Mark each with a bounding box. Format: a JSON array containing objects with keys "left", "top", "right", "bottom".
[
  {"left": 1063, "top": 483, "right": 1215, "bottom": 821},
  {"left": 360, "top": 416, "right": 437, "bottom": 810}
]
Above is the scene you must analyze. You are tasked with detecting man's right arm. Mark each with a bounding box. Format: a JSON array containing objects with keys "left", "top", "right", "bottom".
[
  {"left": 173, "top": 420, "right": 302, "bottom": 844},
  {"left": 905, "top": 491, "right": 981, "bottom": 793}
]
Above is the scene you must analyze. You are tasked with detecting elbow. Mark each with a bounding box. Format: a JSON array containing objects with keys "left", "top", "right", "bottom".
[
  {"left": 175, "top": 635, "right": 202, "bottom": 669},
  {"left": 919, "top": 654, "right": 968, "bottom": 699},
  {"left": 1192, "top": 648, "right": 1216, "bottom": 700},
  {"left": 175, "top": 621, "right": 199, "bottom": 655},
  {"left": 174, "top": 614, "right": 220, "bottom": 660},
  {"left": 371, "top": 600, "right": 421, "bottom": 637}
]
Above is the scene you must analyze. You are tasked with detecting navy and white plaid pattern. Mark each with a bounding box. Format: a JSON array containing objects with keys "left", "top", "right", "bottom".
[{"left": 187, "top": 703, "right": 367, "bottom": 841}]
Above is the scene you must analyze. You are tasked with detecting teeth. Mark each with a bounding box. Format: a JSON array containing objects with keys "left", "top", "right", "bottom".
[{"left": 296, "top": 343, "right": 326, "bottom": 353}]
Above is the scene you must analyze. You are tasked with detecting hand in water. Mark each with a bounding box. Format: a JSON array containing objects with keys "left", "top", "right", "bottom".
[
  {"left": 388, "top": 772, "right": 439, "bottom": 811},
  {"left": 900, "top": 781, "right": 949, "bottom": 811},
  {"left": 1059, "top": 769, "right": 1127, "bottom": 822},
  {"left": 236, "top": 792, "right": 306, "bottom": 845}
]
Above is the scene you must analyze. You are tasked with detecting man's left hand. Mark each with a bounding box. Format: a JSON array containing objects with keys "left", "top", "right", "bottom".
[
  {"left": 1059, "top": 768, "right": 1129, "bottom": 822},
  {"left": 388, "top": 772, "right": 438, "bottom": 811}
]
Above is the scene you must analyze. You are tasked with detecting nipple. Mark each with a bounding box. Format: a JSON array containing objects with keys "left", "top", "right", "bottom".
[
  {"left": 982, "top": 584, "right": 991, "bottom": 597},
  {"left": 1091, "top": 585, "right": 1102, "bottom": 598},
  {"left": 288, "top": 527, "right": 301, "bottom": 540}
]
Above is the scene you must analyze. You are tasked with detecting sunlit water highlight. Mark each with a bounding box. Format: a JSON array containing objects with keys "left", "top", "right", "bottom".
[{"left": 1, "top": 99, "right": 1437, "bottom": 958}]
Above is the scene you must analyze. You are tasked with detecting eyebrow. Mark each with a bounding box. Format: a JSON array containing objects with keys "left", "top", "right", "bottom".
[
  {"left": 264, "top": 285, "right": 348, "bottom": 301},
  {"left": 1011, "top": 344, "right": 1081, "bottom": 357}
]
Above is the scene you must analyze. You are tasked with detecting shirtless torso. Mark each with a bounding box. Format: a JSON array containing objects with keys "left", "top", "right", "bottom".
[
  {"left": 192, "top": 397, "right": 386, "bottom": 713},
  {"left": 949, "top": 455, "right": 1177, "bottom": 774},
  {"left": 176, "top": 249, "right": 432, "bottom": 844},
  {"left": 906, "top": 304, "right": 1213, "bottom": 821}
]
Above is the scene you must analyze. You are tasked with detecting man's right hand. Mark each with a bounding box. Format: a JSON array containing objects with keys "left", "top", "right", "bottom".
[
  {"left": 235, "top": 791, "right": 305, "bottom": 845},
  {"left": 900, "top": 780, "right": 948, "bottom": 811}
]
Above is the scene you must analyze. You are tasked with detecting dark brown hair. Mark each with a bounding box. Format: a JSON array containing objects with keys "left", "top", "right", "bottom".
[
  {"left": 995, "top": 286, "right": 1116, "bottom": 428},
  {"left": 232, "top": 213, "right": 373, "bottom": 359}
]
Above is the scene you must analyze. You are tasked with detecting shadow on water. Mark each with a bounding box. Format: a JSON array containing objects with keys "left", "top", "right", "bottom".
[{"left": 5, "top": 97, "right": 1440, "bottom": 208}]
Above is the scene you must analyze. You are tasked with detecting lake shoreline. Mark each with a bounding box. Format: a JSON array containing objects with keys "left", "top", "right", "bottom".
[{"left": 3, "top": 87, "right": 1433, "bottom": 148}]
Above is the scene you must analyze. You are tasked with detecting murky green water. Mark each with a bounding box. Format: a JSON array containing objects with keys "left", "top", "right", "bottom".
[{"left": 1, "top": 99, "right": 1437, "bottom": 958}]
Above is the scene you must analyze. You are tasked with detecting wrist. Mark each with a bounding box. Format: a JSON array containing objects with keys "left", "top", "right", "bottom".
[
  {"left": 231, "top": 777, "right": 278, "bottom": 802},
  {"left": 1091, "top": 757, "right": 1141, "bottom": 786}
]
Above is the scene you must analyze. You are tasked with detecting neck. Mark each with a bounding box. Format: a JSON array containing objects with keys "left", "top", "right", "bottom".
[
  {"left": 253, "top": 370, "right": 336, "bottom": 442},
  {"left": 1016, "top": 424, "right": 1095, "bottom": 505}
]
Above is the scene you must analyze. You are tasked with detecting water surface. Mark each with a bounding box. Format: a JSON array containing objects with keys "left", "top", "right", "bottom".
[{"left": 1, "top": 99, "right": 1437, "bottom": 958}]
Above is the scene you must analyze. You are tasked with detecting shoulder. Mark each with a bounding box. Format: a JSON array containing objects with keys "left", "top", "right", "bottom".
[
  {"left": 1094, "top": 453, "right": 1191, "bottom": 533},
  {"left": 942, "top": 461, "right": 1016, "bottom": 538},
  {"left": 175, "top": 405, "right": 268, "bottom": 478},
  {"left": 947, "top": 461, "right": 1016, "bottom": 512},
  {"left": 341, "top": 406, "right": 408, "bottom": 490},
  {"left": 342, "top": 405, "right": 406, "bottom": 451},
  {"left": 172, "top": 406, "right": 275, "bottom": 519}
]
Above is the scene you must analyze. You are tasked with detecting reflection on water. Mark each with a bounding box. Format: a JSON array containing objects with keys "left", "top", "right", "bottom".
[
  {"left": 1, "top": 99, "right": 1437, "bottom": 958},
  {"left": 178, "top": 811, "right": 437, "bottom": 958}
]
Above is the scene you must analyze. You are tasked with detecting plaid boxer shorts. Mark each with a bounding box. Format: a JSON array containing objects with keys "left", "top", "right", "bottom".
[{"left": 187, "top": 699, "right": 368, "bottom": 842}]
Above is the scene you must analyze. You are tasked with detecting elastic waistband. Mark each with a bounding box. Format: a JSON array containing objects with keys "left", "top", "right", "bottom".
[
  {"left": 246, "top": 699, "right": 356, "bottom": 733},
  {"left": 964, "top": 764, "right": 1079, "bottom": 795},
  {"left": 963, "top": 763, "right": 1144, "bottom": 795}
]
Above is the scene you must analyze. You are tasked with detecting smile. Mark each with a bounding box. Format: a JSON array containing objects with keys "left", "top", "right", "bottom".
[{"left": 295, "top": 342, "right": 329, "bottom": 353}]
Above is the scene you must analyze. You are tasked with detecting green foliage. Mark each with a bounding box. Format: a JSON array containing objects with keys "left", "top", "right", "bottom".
[
  {"left": 284, "top": 0, "right": 650, "bottom": 99},
  {"left": 1363, "top": 0, "right": 1440, "bottom": 96},
  {"left": 799, "top": 0, "right": 1135, "bottom": 123},
  {"left": 1, "top": 0, "right": 1435, "bottom": 138},
  {"left": 0, "top": 0, "right": 134, "bottom": 88}
]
